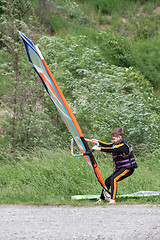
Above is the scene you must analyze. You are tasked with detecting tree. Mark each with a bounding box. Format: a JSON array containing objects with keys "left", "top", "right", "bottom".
[{"left": 0, "top": 0, "right": 42, "bottom": 149}]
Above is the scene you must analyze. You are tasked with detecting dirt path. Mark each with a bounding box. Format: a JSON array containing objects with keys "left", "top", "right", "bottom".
[{"left": 0, "top": 204, "right": 160, "bottom": 240}]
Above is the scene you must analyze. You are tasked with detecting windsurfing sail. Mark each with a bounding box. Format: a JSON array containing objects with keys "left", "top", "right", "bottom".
[{"left": 19, "top": 31, "right": 110, "bottom": 199}]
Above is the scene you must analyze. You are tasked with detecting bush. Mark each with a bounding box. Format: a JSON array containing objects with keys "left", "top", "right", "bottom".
[
  {"left": 39, "top": 35, "right": 160, "bottom": 147},
  {"left": 96, "top": 30, "right": 132, "bottom": 67},
  {"left": 131, "top": 38, "right": 160, "bottom": 88},
  {"left": 1, "top": 34, "right": 159, "bottom": 150}
]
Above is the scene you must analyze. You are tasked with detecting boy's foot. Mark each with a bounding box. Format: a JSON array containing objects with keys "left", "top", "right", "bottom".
[
  {"left": 96, "top": 198, "right": 104, "bottom": 203},
  {"left": 109, "top": 199, "right": 116, "bottom": 204}
]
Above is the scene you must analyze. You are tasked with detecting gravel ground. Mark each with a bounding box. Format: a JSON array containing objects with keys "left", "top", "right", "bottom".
[{"left": 0, "top": 204, "right": 160, "bottom": 240}]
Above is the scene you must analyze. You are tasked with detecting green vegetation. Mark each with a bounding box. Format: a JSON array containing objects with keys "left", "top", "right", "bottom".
[
  {"left": 0, "top": 148, "right": 160, "bottom": 205},
  {"left": 0, "top": 0, "right": 160, "bottom": 205}
]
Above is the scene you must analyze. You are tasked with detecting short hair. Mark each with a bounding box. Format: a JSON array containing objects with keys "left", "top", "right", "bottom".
[{"left": 111, "top": 128, "right": 125, "bottom": 139}]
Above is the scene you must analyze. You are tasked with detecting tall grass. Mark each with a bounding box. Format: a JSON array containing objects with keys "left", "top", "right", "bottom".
[
  {"left": 50, "top": 0, "right": 160, "bottom": 91},
  {"left": 131, "top": 38, "right": 160, "bottom": 89},
  {"left": 0, "top": 148, "right": 159, "bottom": 205},
  {"left": 77, "top": 0, "right": 140, "bottom": 16}
]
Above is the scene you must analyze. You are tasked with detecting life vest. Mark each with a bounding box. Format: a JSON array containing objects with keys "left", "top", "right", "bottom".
[{"left": 112, "top": 140, "right": 137, "bottom": 170}]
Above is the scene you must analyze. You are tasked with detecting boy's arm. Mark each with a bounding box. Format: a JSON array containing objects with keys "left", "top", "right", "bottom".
[
  {"left": 90, "top": 139, "right": 112, "bottom": 147},
  {"left": 100, "top": 142, "right": 129, "bottom": 154},
  {"left": 98, "top": 140, "right": 113, "bottom": 147},
  {"left": 92, "top": 140, "right": 113, "bottom": 151}
]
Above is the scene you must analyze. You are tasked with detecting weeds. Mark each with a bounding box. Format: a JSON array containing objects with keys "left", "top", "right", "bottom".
[{"left": 0, "top": 148, "right": 159, "bottom": 205}]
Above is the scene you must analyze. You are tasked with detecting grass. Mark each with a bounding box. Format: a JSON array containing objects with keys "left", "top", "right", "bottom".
[
  {"left": 44, "top": 0, "right": 160, "bottom": 95},
  {"left": 0, "top": 148, "right": 159, "bottom": 206}
]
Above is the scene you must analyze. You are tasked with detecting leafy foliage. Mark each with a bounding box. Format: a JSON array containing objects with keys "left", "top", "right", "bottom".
[
  {"left": 39, "top": 35, "right": 160, "bottom": 146},
  {"left": 0, "top": 0, "right": 160, "bottom": 152},
  {"left": 0, "top": 0, "right": 63, "bottom": 149},
  {"left": 95, "top": 30, "right": 132, "bottom": 67},
  {"left": 131, "top": 38, "right": 160, "bottom": 88}
]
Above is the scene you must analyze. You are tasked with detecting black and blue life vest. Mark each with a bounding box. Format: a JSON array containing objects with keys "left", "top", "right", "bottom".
[{"left": 112, "top": 140, "right": 137, "bottom": 170}]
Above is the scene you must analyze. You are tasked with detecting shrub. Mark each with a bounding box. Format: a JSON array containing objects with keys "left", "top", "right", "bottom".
[
  {"left": 131, "top": 38, "right": 160, "bottom": 88},
  {"left": 39, "top": 35, "right": 160, "bottom": 147},
  {"left": 95, "top": 30, "right": 132, "bottom": 67}
]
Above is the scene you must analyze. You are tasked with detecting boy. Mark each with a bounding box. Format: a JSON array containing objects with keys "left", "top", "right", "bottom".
[{"left": 92, "top": 128, "right": 137, "bottom": 204}]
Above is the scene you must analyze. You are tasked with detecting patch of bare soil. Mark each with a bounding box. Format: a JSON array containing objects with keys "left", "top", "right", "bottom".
[{"left": 154, "top": 6, "right": 160, "bottom": 15}]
